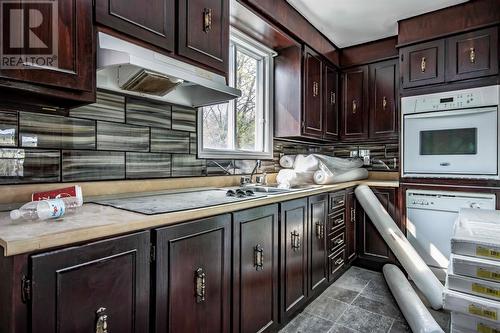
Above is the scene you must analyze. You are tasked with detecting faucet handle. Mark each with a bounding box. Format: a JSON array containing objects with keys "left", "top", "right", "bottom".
[{"left": 240, "top": 176, "right": 251, "bottom": 186}]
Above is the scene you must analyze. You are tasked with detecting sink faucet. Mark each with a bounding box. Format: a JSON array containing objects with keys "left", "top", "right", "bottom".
[{"left": 240, "top": 160, "right": 262, "bottom": 186}]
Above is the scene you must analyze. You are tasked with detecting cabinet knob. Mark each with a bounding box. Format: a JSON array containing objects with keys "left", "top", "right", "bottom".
[
  {"left": 382, "top": 96, "right": 387, "bottom": 110},
  {"left": 469, "top": 47, "right": 476, "bottom": 64},
  {"left": 95, "top": 307, "right": 108, "bottom": 333},
  {"left": 352, "top": 100, "right": 357, "bottom": 114},
  {"left": 420, "top": 56, "right": 426, "bottom": 72},
  {"left": 203, "top": 8, "right": 213, "bottom": 33},
  {"left": 291, "top": 230, "right": 301, "bottom": 251},
  {"left": 195, "top": 268, "right": 206, "bottom": 303},
  {"left": 254, "top": 244, "right": 264, "bottom": 271}
]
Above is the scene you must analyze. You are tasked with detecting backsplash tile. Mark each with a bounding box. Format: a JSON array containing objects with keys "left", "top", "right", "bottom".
[
  {"left": 126, "top": 152, "right": 171, "bottom": 179},
  {"left": 97, "top": 122, "right": 149, "bottom": 152},
  {"left": 206, "top": 160, "right": 234, "bottom": 175},
  {"left": 70, "top": 91, "right": 125, "bottom": 123},
  {"left": 126, "top": 98, "right": 171, "bottom": 129},
  {"left": 19, "top": 112, "right": 96, "bottom": 150},
  {"left": 172, "top": 154, "right": 206, "bottom": 177},
  {"left": 0, "top": 110, "right": 18, "bottom": 147},
  {"left": 151, "top": 128, "right": 190, "bottom": 153},
  {"left": 62, "top": 150, "right": 125, "bottom": 182},
  {"left": 190, "top": 132, "right": 197, "bottom": 155},
  {"left": 172, "top": 106, "right": 196, "bottom": 132},
  {"left": 0, "top": 149, "right": 60, "bottom": 184}
]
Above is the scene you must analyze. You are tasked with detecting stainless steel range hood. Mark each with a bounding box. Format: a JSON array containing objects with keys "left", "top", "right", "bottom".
[{"left": 97, "top": 32, "right": 241, "bottom": 108}]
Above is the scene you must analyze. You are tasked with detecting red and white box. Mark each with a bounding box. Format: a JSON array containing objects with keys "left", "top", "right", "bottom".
[{"left": 32, "top": 185, "right": 83, "bottom": 206}]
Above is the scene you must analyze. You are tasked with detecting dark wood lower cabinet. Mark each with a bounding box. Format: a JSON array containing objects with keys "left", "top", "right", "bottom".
[
  {"left": 345, "top": 188, "right": 357, "bottom": 263},
  {"left": 233, "top": 204, "right": 279, "bottom": 333},
  {"left": 308, "top": 194, "right": 328, "bottom": 294},
  {"left": 279, "top": 198, "right": 308, "bottom": 321},
  {"left": 153, "top": 215, "right": 231, "bottom": 333},
  {"left": 29, "top": 232, "right": 150, "bottom": 333}
]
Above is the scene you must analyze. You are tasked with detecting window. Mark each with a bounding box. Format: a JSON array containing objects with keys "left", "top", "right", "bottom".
[{"left": 198, "top": 28, "right": 276, "bottom": 159}]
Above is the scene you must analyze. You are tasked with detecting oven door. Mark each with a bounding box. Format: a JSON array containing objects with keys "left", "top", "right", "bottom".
[{"left": 403, "top": 106, "right": 498, "bottom": 177}]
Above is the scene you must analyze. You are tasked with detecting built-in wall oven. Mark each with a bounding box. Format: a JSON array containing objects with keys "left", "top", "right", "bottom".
[{"left": 402, "top": 85, "right": 500, "bottom": 179}]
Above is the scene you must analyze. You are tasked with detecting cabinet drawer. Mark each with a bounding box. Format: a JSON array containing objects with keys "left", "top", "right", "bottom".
[
  {"left": 329, "top": 191, "right": 346, "bottom": 213},
  {"left": 401, "top": 39, "right": 445, "bottom": 88},
  {"left": 329, "top": 231, "right": 345, "bottom": 254},
  {"left": 328, "top": 248, "right": 346, "bottom": 281},
  {"left": 328, "top": 211, "right": 345, "bottom": 234}
]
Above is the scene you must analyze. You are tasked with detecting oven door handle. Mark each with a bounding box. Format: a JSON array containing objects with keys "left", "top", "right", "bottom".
[{"left": 404, "top": 107, "right": 497, "bottom": 120}]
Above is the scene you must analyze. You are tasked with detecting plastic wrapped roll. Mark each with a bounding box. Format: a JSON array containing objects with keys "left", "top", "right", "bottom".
[
  {"left": 313, "top": 154, "right": 363, "bottom": 170},
  {"left": 276, "top": 169, "right": 315, "bottom": 188},
  {"left": 279, "top": 155, "right": 296, "bottom": 169},
  {"left": 313, "top": 168, "right": 368, "bottom": 185},
  {"left": 383, "top": 265, "right": 444, "bottom": 333},
  {"left": 355, "top": 185, "right": 444, "bottom": 310},
  {"left": 293, "top": 154, "right": 319, "bottom": 172}
]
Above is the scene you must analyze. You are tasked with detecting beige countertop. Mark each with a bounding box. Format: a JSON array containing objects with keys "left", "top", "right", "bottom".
[{"left": 0, "top": 179, "right": 398, "bottom": 257}]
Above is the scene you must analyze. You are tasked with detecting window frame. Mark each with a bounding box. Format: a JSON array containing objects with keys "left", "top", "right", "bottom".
[{"left": 197, "top": 27, "right": 276, "bottom": 160}]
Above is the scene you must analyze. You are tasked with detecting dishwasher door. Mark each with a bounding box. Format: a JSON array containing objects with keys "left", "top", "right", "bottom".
[{"left": 406, "top": 190, "right": 496, "bottom": 279}]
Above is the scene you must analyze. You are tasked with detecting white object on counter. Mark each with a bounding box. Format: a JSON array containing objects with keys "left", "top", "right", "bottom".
[
  {"left": 293, "top": 154, "right": 319, "bottom": 172},
  {"left": 10, "top": 197, "right": 82, "bottom": 221},
  {"left": 275, "top": 169, "right": 315, "bottom": 188},
  {"left": 447, "top": 261, "right": 500, "bottom": 302},
  {"left": 313, "top": 154, "right": 364, "bottom": 170},
  {"left": 355, "top": 185, "right": 444, "bottom": 309},
  {"left": 279, "top": 155, "right": 296, "bottom": 169},
  {"left": 383, "top": 264, "right": 444, "bottom": 333},
  {"left": 444, "top": 288, "right": 500, "bottom": 323},
  {"left": 451, "top": 254, "right": 500, "bottom": 283},
  {"left": 313, "top": 167, "right": 368, "bottom": 185},
  {"left": 451, "top": 312, "right": 500, "bottom": 333}
]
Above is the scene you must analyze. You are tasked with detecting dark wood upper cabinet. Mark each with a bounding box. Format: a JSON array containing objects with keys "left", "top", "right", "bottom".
[
  {"left": 153, "top": 215, "right": 231, "bottom": 333},
  {"left": 446, "top": 26, "right": 498, "bottom": 82},
  {"left": 400, "top": 39, "right": 445, "bottom": 88},
  {"left": 308, "top": 194, "right": 328, "bottom": 294},
  {"left": 303, "top": 47, "right": 324, "bottom": 138},
  {"left": 369, "top": 59, "right": 398, "bottom": 139},
  {"left": 324, "top": 64, "right": 339, "bottom": 140},
  {"left": 96, "top": 0, "right": 175, "bottom": 52},
  {"left": 178, "top": 0, "right": 229, "bottom": 73},
  {"left": 279, "top": 199, "right": 308, "bottom": 321},
  {"left": 345, "top": 188, "right": 357, "bottom": 263},
  {"left": 341, "top": 66, "right": 369, "bottom": 141},
  {"left": 29, "top": 232, "right": 150, "bottom": 333},
  {"left": 0, "top": 0, "right": 94, "bottom": 95},
  {"left": 233, "top": 205, "right": 279, "bottom": 333}
]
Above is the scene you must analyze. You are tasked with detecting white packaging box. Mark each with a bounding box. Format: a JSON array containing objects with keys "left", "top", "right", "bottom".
[
  {"left": 451, "top": 210, "right": 500, "bottom": 262},
  {"left": 452, "top": 254, "right": 500, "bottom": 283},
  {"left": 444, "top": 288, "right": 500, "bottom": 323},
  {"left": 451, "top": 312, "right": 500, "bottom": 333},
  {"left": 448, "top": 262, "right": 500, "bottom": 301}
]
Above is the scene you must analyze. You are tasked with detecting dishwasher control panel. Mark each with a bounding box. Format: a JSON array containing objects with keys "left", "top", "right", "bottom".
[{"left": 406, "top": 190, "right": 496, "bottom": 211}]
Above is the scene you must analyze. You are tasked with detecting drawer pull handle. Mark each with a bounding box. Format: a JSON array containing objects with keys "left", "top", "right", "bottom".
[
  {"left": 335, "top": 258, "right": 344, "bottom": 266},
  {"left": 352, "top": 100, "right": 357, "bottom": 114},
  {"left": 469, "top": 47, "right": 476, "bottom": 63},
  {"left": 335, "top": 218, "right": 343, "bottom": 225},
  {"left": 350, "top": 208, "right": 356, "bottom": 223},
  {"left": 330, "top": 91, "right": 336, "bottom": 105},
  {"left": 313, "top": 81, "right": 319, "bottom": 97},
  {"left": 195, "top": 268, "right": 206, "bottom": 303},
  {"left": 382, "top": 96, "right": 387, "bottom": 110},
  {"left": 254, "top": 244, "right": 264, "bottom": 271},
  {"left": 421, "top": 56, "right": 426, "bottom": 72},
  {"left": 334, "top": 238, "right": 344, "bottom": 246},
  {"left": 315, "top": 222, "right": 324, "bottom": 239},
  {"left": 95, "top": 307, "right": 108, "bottom": 333},
  {"left": 203, "top": 8, "right": 212, "bottom": 32},
  {"left": 291, "top": 230, "right": 301, "bottom": 251}
]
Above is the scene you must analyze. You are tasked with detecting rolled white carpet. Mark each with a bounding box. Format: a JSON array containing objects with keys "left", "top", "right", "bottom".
[
  {"left": 279, "top": 155, "right": 297, "bottom": 169},
  {"left": 355, "top": 185, "right": 444, "bottom": 310},
  {"left": 313, "top": 168, "right": 368, "bottom": 185},
  {"left": 313, "top": 154, "right": 364, "bottom": 170},
  {"left": 293, "top": 154, "right": 319, "bottom": 172},
  {"left": 276, "top": 169, "right": 315, "bottom": 188},
  {"left": 383, "top": 264, "right": 444, "bottom": 333}
]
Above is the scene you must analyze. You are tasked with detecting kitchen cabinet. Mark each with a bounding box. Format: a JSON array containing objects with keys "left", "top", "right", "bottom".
[
  {"left": 308, "top": 194, "right": 328, "bottom": 294},
  {"left": 446, "top": 26, "right": 498, "bottom": 82},
  {"left": 279, "top": 198, "right": 308, "bottom": 321},
  {"left": 153, "top": 215, "right": 231, "bottom": 333},
  {"left": 178, "top": 0, "right": 229, "bottom": 74},
  {"left": 324, "top": 64, "right": 340, "bottom": 140},
  {"left": 303, "top": 47, "right": 324, "bottom": 138},
  {"left": 0, "top": 0, "right": 95, "bottom": 104},
  {"left": 345, "top": 188, "right": 357, "bottom": 263},
  {"left": 29, "top": 232, "right": 150, "bottom": 333},
  {"left": 341, "top": 66, "right": 369, "bottom": 140},
  {"left": 400, "top": 39, "right": 445, "bottom": 88},
  {"left": 96, "top": 0, "right": 175, "bottom": 52},
  {"left": 233, "top": 204, "right": 279, "bottom": 333}
]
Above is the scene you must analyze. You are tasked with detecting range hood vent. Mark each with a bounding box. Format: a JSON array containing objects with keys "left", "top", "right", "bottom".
[{"left": 97, "top": 32, "right": 241, "bottom": 108}]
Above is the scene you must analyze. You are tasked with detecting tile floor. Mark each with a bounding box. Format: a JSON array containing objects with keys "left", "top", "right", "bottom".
[{"left": 280, "top": 266, "right": 450, "bottom": 333}]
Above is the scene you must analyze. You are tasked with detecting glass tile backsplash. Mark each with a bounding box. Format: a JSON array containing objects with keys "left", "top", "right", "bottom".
[{"left": 0, "top": 90, "right": 398, "bottom": 185}]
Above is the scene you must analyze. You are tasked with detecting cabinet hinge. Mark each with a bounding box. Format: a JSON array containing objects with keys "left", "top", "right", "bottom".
[
  {"left": 21, "top": 275, "right": 31, "bottom": 303},
  {"left": 150, "top": 244, "right": 156, "bottom": 263}
]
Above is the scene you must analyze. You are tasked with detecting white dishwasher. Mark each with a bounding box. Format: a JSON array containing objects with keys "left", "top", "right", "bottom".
[{"left": 406, "top": 189, "right": 496, "bottom": 280}]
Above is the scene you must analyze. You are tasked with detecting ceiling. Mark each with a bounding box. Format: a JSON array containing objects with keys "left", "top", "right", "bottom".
[{"left": 286, "top": 0, "right": 468, "bottom": 48}]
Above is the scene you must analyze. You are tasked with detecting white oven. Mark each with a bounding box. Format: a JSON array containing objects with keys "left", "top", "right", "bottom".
[{"left": 402, "top": 85, "right": 500, "bottom": 179}]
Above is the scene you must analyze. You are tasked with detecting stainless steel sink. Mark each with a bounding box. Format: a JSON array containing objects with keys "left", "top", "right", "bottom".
[{"left": 242, "top": 184, "right": 320, "bottom": 195}]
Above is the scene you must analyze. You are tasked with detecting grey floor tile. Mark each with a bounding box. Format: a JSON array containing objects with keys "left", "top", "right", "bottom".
[
  {"left": 304, "top": 295, "right": 349, "bottom": 322},
  {"left": 336, "top": 305, "right": 394, "bottom": 333},
  {"left": 352, "top": 295, "right": 404, "bottom": 322},
  {"left": 360, "top": 277, "right": 395, "bottom": 303},
  {"left": 333, "top": 266, "right": 379, "bottom": 292},
  {"left": 280, "top": 313, "right": 335, "bottom": 333},
  {"left": 323, "top": 285, "right": 359, "bottom": 304},
  {"left": 388, "top": 320, "right": 411, "bottom": 333},
  {"left": 429, "top": 308, "right": 450, "bottom": 333},
  {"left": 328, "top": 324, "right": 360, "bottom": 333}
]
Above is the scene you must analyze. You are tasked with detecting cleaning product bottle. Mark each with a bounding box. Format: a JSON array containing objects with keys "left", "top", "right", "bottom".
[{"left": 10, "top": 197, "right": 82, "bottom": 221}]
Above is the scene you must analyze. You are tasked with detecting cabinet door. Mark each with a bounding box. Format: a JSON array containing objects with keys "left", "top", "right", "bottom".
[
  {"left": 233, "top": 205, "right": 279, "bottom": 333},
  {"left": 308, "top": 194, "right": 328, "bottom": 293},
  {"left": 401, "top": 39, "right": 445, "bottom": 88},
  {"left": 446, "top": 27, "right": 498, "bottom": 82},
  {"left": 178, "top": 0, "right": 229, "bottom": 73},
  {"left": 30, "top": 232, "right": 150, "bottom": 333},
  {"left": 323, "top": 64, "right": 339, "bottom": 140},
  {"left": 303, "top": 47, "right": 323, "bottom": 138},
  {"left": 357, "top": 188, "right": 400, "bottom": 270},
  {"left": 369, "top": 59, "right": 398, "bottom": 139},
  {"left": 280, "top": 199, "right": 308, "bottom": 321},
  {"left": 153, "top": 215, "right": 231, "bottom": 333},
  {"left": 345, "top": 188, "right": 357, "bottom": 262},
  {"left": 341, "top": 66, "right": 369, "bottom": 140},
  {"left": 0, "top": 0, "right": 94, "bottom": 93}
]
